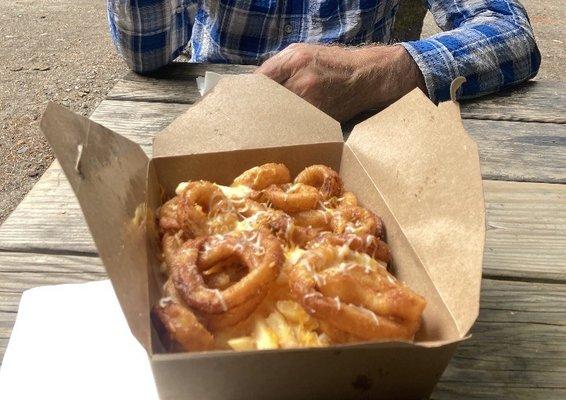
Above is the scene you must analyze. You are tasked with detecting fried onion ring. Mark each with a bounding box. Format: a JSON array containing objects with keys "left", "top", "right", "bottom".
[
  {"left": 171, "top": 231, "right": 283, "bottom": 314},
  {"left": 295, "top": 165, "right": 343, "bottom": 200},
  {"left": 291, "top": 209, "right": 332, "bottom": 229},
  {"left": 232, "top": 163, "right": 291, "bottom": 190},
  {"left": 289, "top": 245, "right": 425, "bottom": 341},
  {"left": 306, "top": 232, "right": 390, "bottom": 263},
  {"left": 331, "top": 205, "right": 384, "bottom": 238},
  {"left": 152, "top": 301, "right": 214, "bottom": 352},
  {"left": 262, "top": 183, "right": 319, "bottom": 213},
  {"left": 157, "top": 197, "right": 181, "bottom": 232},
  {"left": 177, "top": 181, "right": 238, "bottom": 236},
  {"left": 245, "top": 209, "right": 319, "bottom": 248}
]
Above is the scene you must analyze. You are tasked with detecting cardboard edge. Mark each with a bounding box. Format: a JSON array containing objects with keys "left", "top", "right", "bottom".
[{"left": 343, "top": 142, "right": 463, "bottom": 335}]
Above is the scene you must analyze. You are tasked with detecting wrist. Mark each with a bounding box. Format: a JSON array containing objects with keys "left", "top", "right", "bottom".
[{"left": 353, "top": 45, "right": 426, "bottom": 109}]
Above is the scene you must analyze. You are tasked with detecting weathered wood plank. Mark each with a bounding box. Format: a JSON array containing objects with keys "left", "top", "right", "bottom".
[
  {"left": 89, "top": 100, "right": 189, "bottom": 150},
  {"left": 50, "top": 99, "right": 566, "bottom": 184},
  {"left": 107, "top": 63, "right": 254, "bottom": 104},
  {"left": 482, "top": 180, "right": 566, "bottom": 283},
  {"left": 464, "top": 119, "right": 566, "bottom": 184},
  {"left": 433, "top": 279, "right": 566, "bottom": 399},
  {"left": 0, "top": 170, "right": 564, "bottom": 282},
  {"left": 460, "top": 81, "right": 566, "bottom": 124},
  {"left": 0, "top": 250, "right": 564, "bottom": 396},
  {"left": 108, "top": 63, "right": 566, "bottom": 124}
]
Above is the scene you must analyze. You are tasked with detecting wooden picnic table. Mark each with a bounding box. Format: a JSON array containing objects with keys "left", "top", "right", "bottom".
[{"left": 0, "top": 63, "right": 565, "bottom": 399}]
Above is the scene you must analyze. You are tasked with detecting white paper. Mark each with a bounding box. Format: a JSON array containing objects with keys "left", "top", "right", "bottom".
[
  {"left": 0, "top": 280, "right": 159, "bottom": 400},
  {"left": 196, "top": 71, "right": 223, "bottom": 96}
]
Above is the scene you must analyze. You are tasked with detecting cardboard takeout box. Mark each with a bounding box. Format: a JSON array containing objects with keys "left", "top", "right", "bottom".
[{"left": 40, "top": 74, "right": 485, "bottom": 399}]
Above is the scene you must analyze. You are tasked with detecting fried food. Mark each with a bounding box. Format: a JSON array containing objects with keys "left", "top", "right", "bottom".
[
  {"left": 153, "top": 163, "right": 426, "bottom": 353},
  {"left": 170, "top": 230, "right": 283, "bottom": 314},
  {"left": 177, "top": 181, "right": 239, "bottom": 237},
  {"left": 306, "top": 232, "right": 390, "bottom": 263},
  {"left": 331, "top": 205, "right": 384, "bottom": 238},
  {"left": 262, "top": 183, "right": 319, "bottom": 213},
  {"left": 289, "top": 245, "right": 426, "bottom": 341},
  {"left": 152, "top": 300, "right": 214, "bottom": 352},
  {"left": 232, "top": 163, "right": 291, "bottom": 190},
  {"left": 295, "top": 164, "right": 343, "bottom": 200}
]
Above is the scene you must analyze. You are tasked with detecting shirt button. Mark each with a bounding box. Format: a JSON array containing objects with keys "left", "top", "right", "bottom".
[{"left": 284, "top": 24, "right": 293, "bottom": 34}]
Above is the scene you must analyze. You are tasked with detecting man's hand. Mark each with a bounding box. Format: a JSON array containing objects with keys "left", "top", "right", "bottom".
[{"left": 255, "top": 43, "right": 426, "bottom": 122}]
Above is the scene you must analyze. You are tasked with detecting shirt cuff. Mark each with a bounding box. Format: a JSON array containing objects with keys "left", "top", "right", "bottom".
[{"left": 399, "top": 40, "right": 460, "bottom": 103}]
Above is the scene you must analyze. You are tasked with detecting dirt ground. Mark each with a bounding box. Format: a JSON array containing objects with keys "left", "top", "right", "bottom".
[{"left": 0, "top": 0, "right": 564, "bottom": 224}]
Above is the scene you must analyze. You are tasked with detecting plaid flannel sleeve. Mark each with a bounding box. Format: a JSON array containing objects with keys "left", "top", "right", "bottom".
[
  {"left": 107, "top": 0, "right": 195, "bottom": 73},
  {"left": 400, "top": 0, "right": 541, "bottom": 102}
]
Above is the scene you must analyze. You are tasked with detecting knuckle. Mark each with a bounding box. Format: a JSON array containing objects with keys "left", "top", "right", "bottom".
[
  {"left": 291, "top": 48, "right": 314, "bottom": 66},
  {"left": 301, "top": 74, "right": 319, "bottom": 91}
]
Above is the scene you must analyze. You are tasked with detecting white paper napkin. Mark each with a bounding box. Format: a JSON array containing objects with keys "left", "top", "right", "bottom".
[
  {"left": 196, "top": 71, "right": 223, "bottom": 96},
  {"left": 0, "top": 280, "right": 159, "bottom": 400}
]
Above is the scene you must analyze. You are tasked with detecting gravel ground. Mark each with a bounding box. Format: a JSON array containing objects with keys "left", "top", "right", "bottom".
[{"left": 0, "top": 0, "right": 563, "bottom": 224}]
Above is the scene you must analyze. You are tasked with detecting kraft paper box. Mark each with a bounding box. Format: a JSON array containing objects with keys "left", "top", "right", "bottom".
[{"left": 40, "top": 74, "right": 485, "bottom": 400}]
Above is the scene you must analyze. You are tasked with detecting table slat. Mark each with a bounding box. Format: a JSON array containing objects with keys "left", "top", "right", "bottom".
[
  {"left": 1, "top": 168, "right": 564, "bottom": 282},
  {"left": 107, "top": 64, "right": 566, "bottom": 124},
  {"left": 60, "top": 99, "right": 566, "bottom": 184},
  {"left": 433, "top": 279, "right": 566, "bottom": 399},
  {"left": 1, "top": 250, "right": 564, "bottom": 399}
]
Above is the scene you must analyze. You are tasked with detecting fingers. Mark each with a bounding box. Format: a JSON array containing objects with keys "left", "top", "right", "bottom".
[
  {"left": 255, "top": 43, "right": 316, "bottom": 84},
  {"left": 255, "top": 46, "right": 296, "bottom": 83}
]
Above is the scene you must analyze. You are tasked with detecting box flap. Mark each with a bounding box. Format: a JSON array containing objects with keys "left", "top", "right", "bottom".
[
  {"left": 345, "top": 89, "right": 485, "bottom": 335},
  {"left": 153, "top": 74, "right": 343, "bottom": 157},
  {"left": 40, "top": 103, "right": 152, "bottom": 351}
]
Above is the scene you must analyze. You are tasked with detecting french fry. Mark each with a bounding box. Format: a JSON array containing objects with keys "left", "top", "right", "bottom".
[
  {"left": 252, "top": 318, "right": 279, "bottom": 350},
  {"left": 265, "top": 311, "right": 299, "bottom": 348},
  {"left": 227, "top": 337, "right": 256, "bottom": 351}
]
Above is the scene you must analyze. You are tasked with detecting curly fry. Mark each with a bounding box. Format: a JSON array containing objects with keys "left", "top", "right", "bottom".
[
  {"left": 291, "top": 209, "right": 332, "bottom": 229},
  {"left": 295, "top": 165, "right": 343, "bottom": 200},
  {"left": 177, "top": 181, "right": 239, "bottom": 236},
  {"left": 306, "top": 232, "right": 390, "bottom": 263},
  {"left": 261, "top": 183, "right": 319, "bottom": 213},
  {"left": 232, "top": 163, "right": 291, "bottom": 190},
  {"left": 331, "top": 205, "right": 384, "bottom": 238}
]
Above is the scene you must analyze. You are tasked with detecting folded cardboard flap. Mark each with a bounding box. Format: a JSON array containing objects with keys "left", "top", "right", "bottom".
[
  {"left": 40, "top": 103, "right": 152, "bottom": 351},
  {"left": 153, "top": 74, "right": 343, "bottom": 158},
  {"left": 346, "top": 89, "right": 485, "bottom": 335}
]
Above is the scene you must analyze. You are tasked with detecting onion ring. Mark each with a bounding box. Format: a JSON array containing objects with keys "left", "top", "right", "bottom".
[
  {"left": 331, "top": 205, "right": 384, "bottom": 238},
  {"left": 232, "top": 163, "right": 291, "bottom": 190},
  {"left": 157, "top": 197, "right": 181, "bottom": 232},
  {"left": 291, "top": 209, "right": 332, "bottom": 229},
  {"left": 152, "top": 300, "right": 214, "bottom": 352},
  {"left": 177, "top": 181, "right": 239, "bottom": 236},
  {"left": 171, "top": 230, "right": 283, "bottom": 314},
  {"left": 295, "top": 165, "right": 343, "bottom": 200},
  {"left": 262, "top": 183, "right": 319, "bottom": 213},
  {"left": 248, "top": 209, "right": 319, "bottom": 248},
  {"left": 289, "top": 245, "right": 425, "bottom": 341},
  {"left": 306, "top": 232, "right": 390, "bottom": 263}
]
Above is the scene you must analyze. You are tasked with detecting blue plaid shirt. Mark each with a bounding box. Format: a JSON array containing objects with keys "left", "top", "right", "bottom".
[{"left": 107, "top": 0, "right": 540, "bottom": 102}]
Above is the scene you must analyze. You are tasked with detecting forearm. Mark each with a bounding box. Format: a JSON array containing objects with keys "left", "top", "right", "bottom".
[
  {"left": 354, "top": 45, "right": 426, "bottom": 110},
  {"left": 401, "top": 0, "right": 541, "bottom": 102},
  {"left": 107, "top": 0, "right": 193, "bottom": 74}
]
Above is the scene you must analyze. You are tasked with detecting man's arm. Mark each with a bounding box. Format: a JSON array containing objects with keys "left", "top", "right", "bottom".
[
  {"left": 401, "top": 0, "right": 541, "bottom": 102},
  {"left": 107, "top": 0, "right": 194, "bottom": 73},
  {"left": 255, "top": 43, "right": 425, "bottom": 122},
  {"left": 256, "top": 0, "right": 540, "bottom": 121}
]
